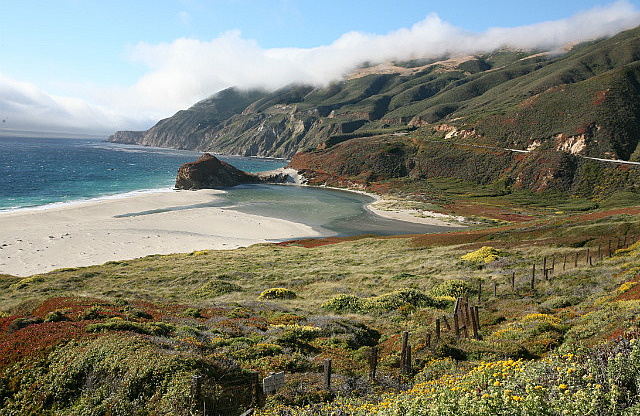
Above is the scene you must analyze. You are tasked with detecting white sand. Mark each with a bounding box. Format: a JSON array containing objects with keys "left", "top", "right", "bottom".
[
  {"left": 367, "top": 202, "right": 467, "bottom": 227},
  {"left": 0, "top": 189, "right": 321, "bottom": 277}
]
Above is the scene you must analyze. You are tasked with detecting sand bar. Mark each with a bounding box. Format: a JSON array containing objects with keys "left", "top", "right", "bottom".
[{"left": 0, "top": 189, "right": 321, "bottom": 277}]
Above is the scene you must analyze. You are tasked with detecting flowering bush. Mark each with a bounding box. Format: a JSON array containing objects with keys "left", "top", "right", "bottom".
[
  {"left": 429, "top": 279, "right": 475, "bottom": 298},
  {"left": 461, "top": 246, "right": 500, "bottom": 263},
  {"left": 259, "top": 288, "right": 297, "bottom": 300}
]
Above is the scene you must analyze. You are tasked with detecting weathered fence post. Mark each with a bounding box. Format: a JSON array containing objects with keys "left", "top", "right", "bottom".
[
  {"left": 369, "top": 346, "right": 378, "bottom": 382},
  {"left": 575, "top": 252, "right": 579, "bottom": 268},
  {"left": 435, "top": 318, "right": 441, "bottom": 342},
  {"left": 251, "top": 371, "right": 264, "bottom": 408},
  {"left": 493, "top": 281, "right": 497, "bottom": 297},
  {"left": 477, "top": 281, "right": 482, "bottom": 303},
  {"left": 190, "top": 374, "right": 202, "bottom": 414},
  {"left": 400, "top": 331, "right": 408, "bottom": 372},
  {"left": 543, "top": 257, "right": 547, "bottom": 280},
  {"left": 609, "top": 239, "right": 612, "bottom": 257},
  {"left": 453, "top": 313, "right": 460, "bottom": 338},
  {"left": 587, "top": 248, "right": 590, "bottom": 266},
  {"left": 324, "top": 359, "right": 332, "bottom": 390},
  {"left": 470, "top": 306, "right": 479, "bottom": 339},
  {"left": 531, "top": 263, "right": 535, "bottom": 289},
  {"left": 563, "top": 254, "right": 567, "bottom": 271},
  {"left": 511, "top": 272, "right": 515, "bottom": 292},
  {"left": 598, "top": 244, "right": 601, "bottom": 259}
]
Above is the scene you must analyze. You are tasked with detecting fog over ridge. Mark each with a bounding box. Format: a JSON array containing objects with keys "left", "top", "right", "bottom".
[{"left": 1, "top": 1, "right": 639, "bottom": 137}]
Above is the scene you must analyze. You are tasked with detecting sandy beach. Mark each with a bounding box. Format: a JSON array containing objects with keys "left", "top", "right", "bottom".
[{"left": 0, "top": 189, "right": 321, "bottom": 277}]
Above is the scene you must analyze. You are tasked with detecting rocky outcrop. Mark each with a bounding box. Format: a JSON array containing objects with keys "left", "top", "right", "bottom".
[
  {"left": 175, "top": 154, "right": 302, "bottom": 189},
  {"left": 175, "top": 153, "right": 261, "bottom": 189}
]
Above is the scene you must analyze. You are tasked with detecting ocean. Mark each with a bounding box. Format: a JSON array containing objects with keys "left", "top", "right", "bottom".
[{"left": 0, "top": 136, "right": 456, "bottom": 236}]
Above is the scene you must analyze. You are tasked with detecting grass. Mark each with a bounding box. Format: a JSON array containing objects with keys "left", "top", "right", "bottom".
[{"left": 1, "top": 204, "right": 640, "bottom": 414}]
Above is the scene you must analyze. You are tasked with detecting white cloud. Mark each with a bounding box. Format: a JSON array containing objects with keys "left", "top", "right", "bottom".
[
  {"left": 115, "top": 0, "right": 640, "bottom": 117},
  {"left": 2, "top": 0, "right": 640, "bottom": 137},
  {"left": 0, "top": 74, "right": 153, "bottom": 137}
]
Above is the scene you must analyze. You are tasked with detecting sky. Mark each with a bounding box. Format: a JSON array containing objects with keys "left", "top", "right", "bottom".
[{"left": 2, "top": 0, "right": 640, "bottom": 138}]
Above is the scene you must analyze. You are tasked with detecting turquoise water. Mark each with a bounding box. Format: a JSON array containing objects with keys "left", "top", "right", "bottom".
[
  {"left": 0, "top": 137, "right": 285, "bottom": 211},
  {"left": 1, "top": 137, "right": 458, "bottom": 237}
]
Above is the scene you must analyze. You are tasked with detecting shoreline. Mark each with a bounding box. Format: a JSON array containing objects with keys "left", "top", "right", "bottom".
[
  {"left": 313, "top": 185, "right": 467, "bottom": 228},
  {"left": 0, "top": 189, "right": 321, "bottom": 277}
]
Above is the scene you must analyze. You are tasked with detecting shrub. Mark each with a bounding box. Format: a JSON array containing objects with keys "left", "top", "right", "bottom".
[
  {"left": 259, "top": 288, "right": 297, "bottom": 300},
  {"left": 430, "top": 279, "right": 475, "bottom": 298},
  {"left": 44, "top": 311, "right": 69, "bottom": 323},
  {"left": 183, "top": 308, "right": 202, "bottom": 318},
  {"left": 461, "top": 246, "right": 500, "bottom": 263},
  {"left": 192, "top": 280, "right": 242, "bottom": 298},
  {"left": 86, "top": 319, "right": 174, "bottom": 336},
  {"left": 7, "top": 317, "right": 43, "bottom": 333},
  {"left": 321, "top": 294, "right": 363, "bottom": 313}
]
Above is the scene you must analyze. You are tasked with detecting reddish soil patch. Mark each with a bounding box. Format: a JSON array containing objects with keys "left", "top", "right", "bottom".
[{"left": 592, "top": 90, "right": 608, "bottom": 106}]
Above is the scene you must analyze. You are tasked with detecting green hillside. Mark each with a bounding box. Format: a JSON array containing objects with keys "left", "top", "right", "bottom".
[{"left": 111, "top": 26, "right": 640, "bottom": 162}]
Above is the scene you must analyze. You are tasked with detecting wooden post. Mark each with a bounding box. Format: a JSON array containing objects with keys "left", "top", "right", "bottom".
[
  {"left": 400, "top": 331, "right": 408, "bottom": 371},
  {"left": 442, "top": 315, "right": 451, "bottom": 331},
  {"left": 435, "top": 318, "right": 441, "bottom": 341},
  {"left": 543, "top": 256, "right": 547, "bottom": 276},
  {"left": 453, "top": 313, "right": 460, "bottom": 338},
  {"left": 453, "top": 297, "right": 460, "bottom": 315},
  {"left": 598, "top": 244, "right": 601, "bottom": 259},
  {"left": 575, "top": 252, "right": 579, "bottom": 267},
  {"left": 589, "top": 255, "right": 593, "bottom": 267},
  {"left": 470, "top": 306, "right": 479, "bottom": 339},
  {"left": 493, "top": 281, "right": 497, "bottom": 297},
  {"left": 563, "top": 254, "right": 566, "bottom": 271},
  {"left": 369, "top": 346, "right": 378, "bottom": 381},
  {"left": 251, "top": 371, "right": 264, "bottom": 408},
  {"left": 324, "top": 359, "right": 332, "bottom": 390},
  {"left": 474, "top": 305, "right": 480, "bottom": 330},
  {"left": 462, "top": 313, "right": 469, "bottom": 339},
  {"left": 511, "top": 272, "right": 515, "bottom": 292},
  {"left": 190, "top": 374, "right": 202, "bottom": 414},
  {"left": 531, "top": 263, "right": 535, "bottom": 289},
  {"left": 609, "top": 239, "right": 612, "bottom": 257},
  {"left": 587, "top": 248, "right": 590, "bottom": 265},
  {"left": 464, "top": 298, "right": 471, "bottom": 329}
]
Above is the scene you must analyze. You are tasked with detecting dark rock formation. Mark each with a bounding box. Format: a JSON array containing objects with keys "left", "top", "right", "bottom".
[{"left": 175, "top": 153, "right": 261, "bottom": 189}]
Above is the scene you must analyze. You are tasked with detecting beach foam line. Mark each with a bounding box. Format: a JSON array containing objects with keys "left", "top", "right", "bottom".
[{"left": 0, "top": 187, "right": 190, "bottom": 214}]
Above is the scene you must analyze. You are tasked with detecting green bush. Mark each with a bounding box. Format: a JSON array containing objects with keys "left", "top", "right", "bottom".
[
  {"left": 430, "top": 279, "right": 475, "bottom": 298},
  {"left": 321, "top": 294, "right": 363, "bottom": 313},
  {"left": 259, "top": 288, "right": 297, "bottom": 300},
  {"left": 86, "top": 319, "right": 174, "bottom": 336},
  {"left": 44, "top": 311, "right": 69, "bottom": 323},
  {"left": 192, "top": 280, "right": 242, "bottom": 298}
]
